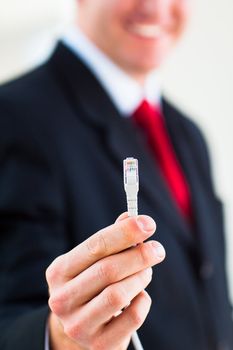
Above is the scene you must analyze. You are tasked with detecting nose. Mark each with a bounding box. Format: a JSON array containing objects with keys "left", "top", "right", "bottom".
[
  {"left": 136, "top": 0, "right": 165, "bottom": 20},
  {"left": 138, "top": 0, "right": 164, "bottom": 12}
]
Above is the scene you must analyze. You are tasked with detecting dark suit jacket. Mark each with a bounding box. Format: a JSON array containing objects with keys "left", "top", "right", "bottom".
[{"left": 0, "top": 43, "right": 232, "bottom": 350}]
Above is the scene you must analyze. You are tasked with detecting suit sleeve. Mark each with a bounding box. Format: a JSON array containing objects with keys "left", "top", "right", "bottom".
[{"left": 0, "top": 101, "right": 68, "bottom": 349}]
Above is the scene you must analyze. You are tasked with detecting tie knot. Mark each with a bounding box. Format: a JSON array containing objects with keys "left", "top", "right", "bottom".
[{"left": 132, "top": 100, "right": 161, "bottom": 130}]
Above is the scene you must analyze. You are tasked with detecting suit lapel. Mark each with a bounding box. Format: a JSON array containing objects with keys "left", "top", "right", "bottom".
[
  {"left": 49, "top": 43, "right": 193, "bottom": 244},
  {"left": 163, "top": 100, "right": 227, "bottom": 339},
  {"left": 162, "top": 99, "right": 215, "bottom": 255}
]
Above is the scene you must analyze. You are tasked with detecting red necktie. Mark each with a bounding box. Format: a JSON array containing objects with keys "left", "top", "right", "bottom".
[{"left": 133, "top": 100, "right": 192, "bottom": 222}]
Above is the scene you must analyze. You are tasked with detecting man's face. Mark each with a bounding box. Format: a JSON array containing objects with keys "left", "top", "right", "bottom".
[{"left": 77, "top": 0, "right": 191, "bottom": 81}]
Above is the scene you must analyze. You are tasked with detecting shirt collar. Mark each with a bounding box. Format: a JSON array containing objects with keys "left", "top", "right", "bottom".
[{"left": 62, "top": 26, "right": 161, "bottom": 117}]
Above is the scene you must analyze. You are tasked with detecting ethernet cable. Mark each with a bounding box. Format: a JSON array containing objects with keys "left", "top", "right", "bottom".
[
  {"left": 123, "top": 158, "right": 144, "bottom": 350},
  {"left": 123, "top": 157, "right": 139, "bottom": 216}
]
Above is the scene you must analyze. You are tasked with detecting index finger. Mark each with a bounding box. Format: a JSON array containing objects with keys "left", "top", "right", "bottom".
[{"left": 50, "top": 214, "right": 156, "bottom": 283}]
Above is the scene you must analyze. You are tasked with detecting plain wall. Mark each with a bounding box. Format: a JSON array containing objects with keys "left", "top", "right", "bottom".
[{"left": 0, "top": 0, "right": 232, "bottom": 300}]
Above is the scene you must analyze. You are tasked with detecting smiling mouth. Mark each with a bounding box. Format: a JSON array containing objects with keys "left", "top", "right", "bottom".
[{"left": 128, "top": 23, "right": 165, "bottom": 39}]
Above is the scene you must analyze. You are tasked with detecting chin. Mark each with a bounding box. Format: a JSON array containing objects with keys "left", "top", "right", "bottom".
[
  {"left": 131, "top": 54, "right": 168, "bottom": 73},
  {"left": 129, "top": 44, "right": 173, "bottom": 72}
]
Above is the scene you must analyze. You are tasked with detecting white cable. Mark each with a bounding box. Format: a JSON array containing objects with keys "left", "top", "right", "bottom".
[
  {"left": 131, "top": 332, "right": 144, "bottom": 350},
  {"left": 123, "top": 158, "right": 139, "bottom": 217},
  {"left": 123, "top": 158, "right": 144, "bottom": 350}
]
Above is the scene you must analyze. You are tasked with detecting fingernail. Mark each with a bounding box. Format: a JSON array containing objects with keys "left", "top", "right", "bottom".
[
  {"left": 152, "top": 242, "right": 166, "bottom": 258},
  {"left": 137, "top": 216, "right": 156, "bottom": 232}
]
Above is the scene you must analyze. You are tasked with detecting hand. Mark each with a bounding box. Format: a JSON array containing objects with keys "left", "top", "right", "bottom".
[{"left": 46, "top": 212, "right": 166, "bottom": 350}]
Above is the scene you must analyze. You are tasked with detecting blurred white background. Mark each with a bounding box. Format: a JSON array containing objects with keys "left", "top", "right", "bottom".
[{"left": 0, "top": 0, "right": 232, "bottom": 300}]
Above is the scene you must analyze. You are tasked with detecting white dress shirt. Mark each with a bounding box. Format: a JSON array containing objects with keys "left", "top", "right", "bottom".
[
  {"left": 45, "top": 25, "right": 161, "bottom": 350},
  {"left": 62, "top": 26, "right": 161, "bottom": 116}
]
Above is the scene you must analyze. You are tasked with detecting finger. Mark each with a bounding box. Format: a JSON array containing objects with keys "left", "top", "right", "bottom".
[
  {"left": 60, "top": 240, "right": 165, "bottom": 307},
  {"left": 94, "top": 291, "right": 152, "bottom": 350},
  {"left": 47, "top": 214, "right": 156, "bottom": 286},
  {"left": 115, "top": 212, "right": 129, "bottom": 223},
  {"left": 64, "top": 268, "right": 153, "bottom": 334}
]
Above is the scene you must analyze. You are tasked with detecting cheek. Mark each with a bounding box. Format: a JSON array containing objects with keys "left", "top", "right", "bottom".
[{"left": 94, "top": 4, "right": 122, "bottom": 37}]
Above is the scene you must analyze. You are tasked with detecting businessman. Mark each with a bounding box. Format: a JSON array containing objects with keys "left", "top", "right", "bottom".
[{"left": 0, "top": 0, "right": 232, "bottom": 349}]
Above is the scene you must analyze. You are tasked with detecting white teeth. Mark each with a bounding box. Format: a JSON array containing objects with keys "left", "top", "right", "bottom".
[{"left": 130, "top": 24, "right": 163, "bottom": 39}]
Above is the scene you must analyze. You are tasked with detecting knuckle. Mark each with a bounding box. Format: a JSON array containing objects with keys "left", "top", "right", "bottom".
[
  {"left": 119, "top": 218, "right": 138, "bottom": 243},
  {"left": 64, "top": 322, "right": 85, "bottom": 342},
  {"left": 48, "top": 295, "right": 63, "bottom": 316},
  {"left": 45, "top": 255, "right": 66, "bottom": 284},
  {"left": 45, "top": 266, "right": 52, "bottom": 284},
  {"left": 97, "top": 259, "right": 119, "bottom": 283},
  {"left": 128, "top": 307, "right": 144, "bottom": 328},
  {"left": 86, "top": 231, "right": 107, "bottom": 259},
  {"left": 48, "top": 289, "right": 68, "bottom": 316},
  {"left": 105, "top": 286, "right": 126, "bottom": 310},
  {"left": 91, "top": 337, "right": 107, "bottom": 350},
  {"left": 46, "top": 261, "right": 58, "bottom": 284},
  {"left": 137, "top": 243, "right": 151, "bottom": 266}
]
